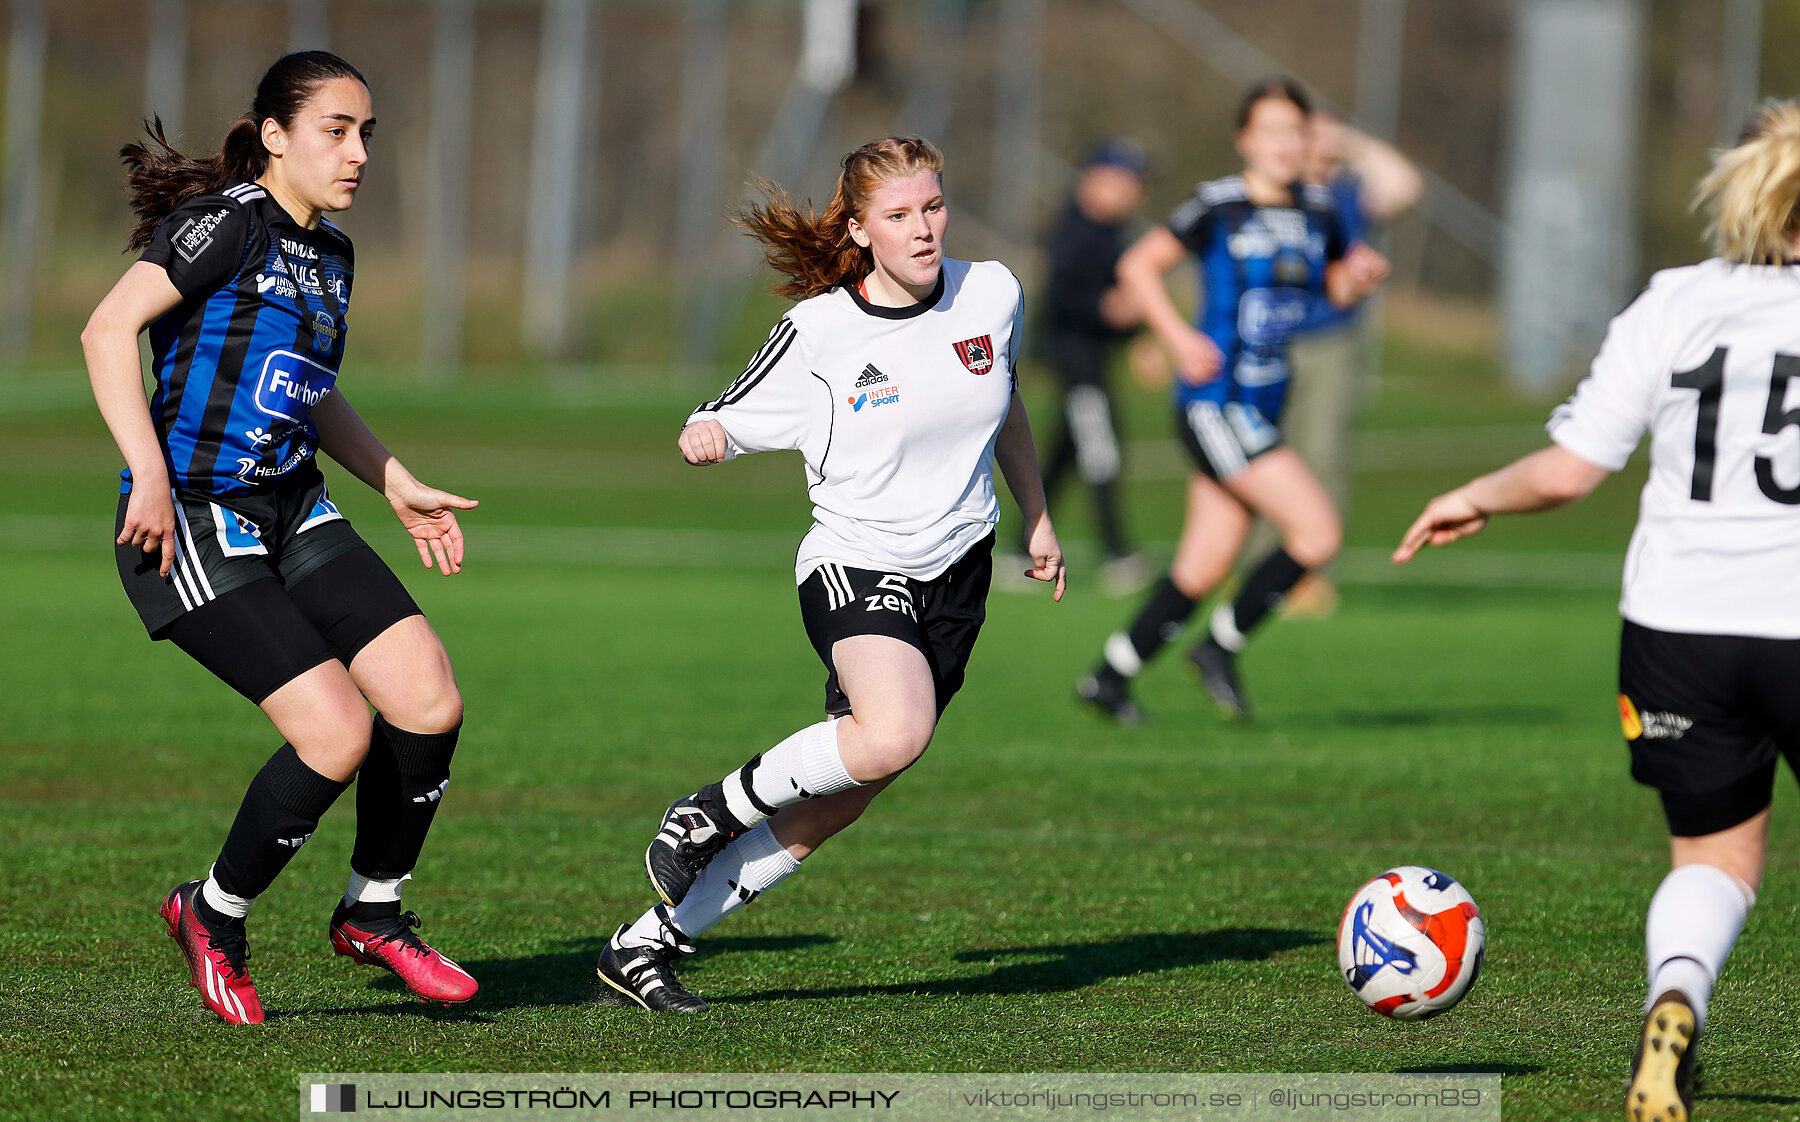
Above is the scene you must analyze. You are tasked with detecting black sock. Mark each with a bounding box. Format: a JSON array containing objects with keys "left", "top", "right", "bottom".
[
  {"left": 1094, "top": 480, "right": 1130, "bottom": 559},
  {"left": 212, "top": 744, "right": 351, "bottom": 902},
  {"left": 192, "top": 892, "right": 242, "bottom": 930},
  {"left": 1108, "top": 577, "right": 1197, "bottom": 675},
  {"left": 349, "top": 716, "right": 459, "bottom": 881},
  {"left": 1229, "top": 548, "right": 1309, "bottom": 640},
  {"left": 344, "top": 898, "right": 405, "bottom": 923}
]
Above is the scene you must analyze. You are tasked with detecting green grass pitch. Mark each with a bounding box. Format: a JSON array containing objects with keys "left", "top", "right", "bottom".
[{"left": 1, "top": 353, "right": 1795, "bottom": 1120}]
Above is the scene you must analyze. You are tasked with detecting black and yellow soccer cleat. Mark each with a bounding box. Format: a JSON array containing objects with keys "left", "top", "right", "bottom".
[{"left": 1626, "top": 994, "right": 1697, "bottom": 1122}]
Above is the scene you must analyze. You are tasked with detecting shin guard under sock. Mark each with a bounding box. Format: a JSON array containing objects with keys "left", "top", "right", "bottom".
[
  {"left": 211, "top": 743, "right": 350, "bottom": 906},
  {"left": 1224, "top": 548, "right": 1308, "bottom": 646},
  {"left": 350, "top": 716, "right": 459, "bottom": 882}
]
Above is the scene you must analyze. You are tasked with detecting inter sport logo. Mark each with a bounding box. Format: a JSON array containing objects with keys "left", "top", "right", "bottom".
[{"left": 848, "top": 386, "right": 900, "bottom": 412}]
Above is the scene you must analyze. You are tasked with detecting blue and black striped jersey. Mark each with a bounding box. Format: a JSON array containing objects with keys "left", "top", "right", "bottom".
[
  {"left": 126, "top": 180, "right": 353, "bottom": 496},
  {"left": 1166, "top": 175, "right": 1347, "bottom": 424}
]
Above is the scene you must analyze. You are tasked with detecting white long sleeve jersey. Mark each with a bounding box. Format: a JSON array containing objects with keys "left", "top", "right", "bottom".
[
  {"left": 688, "top": 258, "right": 1024, "bottom": 584},
  {"left": 1548, "top": 258, "right": 1800, "bottom": 637}
]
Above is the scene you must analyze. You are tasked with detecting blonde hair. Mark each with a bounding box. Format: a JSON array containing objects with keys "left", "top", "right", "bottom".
[
  {"left": 735, "top": 136, "right": 945, "bottom": 300},
  {"left": 1694, "top": 99, "right": 1800, "bottom": 264}
]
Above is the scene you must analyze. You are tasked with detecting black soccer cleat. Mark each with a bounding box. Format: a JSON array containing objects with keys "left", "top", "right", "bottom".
[
  {"left": 1626, "top": 994, "right": 1697, "bottom": 1122},
  {"left": 645, "top": 790, "right": 740, "bottom": 907},
  {"left": 1076, "top": 670, "right": 1144, "bottom": 725},
  {"left": 1189, "top": 638, "right": 1250, "bottom": 719},
  {"left": 596, "top": 923, "right": 708, "bottom": 1013}
]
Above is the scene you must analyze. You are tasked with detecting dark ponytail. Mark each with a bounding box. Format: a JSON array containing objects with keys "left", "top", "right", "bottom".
[{"left": 120, "top": 50, "right": 367, "bottom": 250}]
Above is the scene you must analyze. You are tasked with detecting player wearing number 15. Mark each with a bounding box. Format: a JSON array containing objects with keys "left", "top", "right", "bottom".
[{"left": 1394, "top": 100, "right": 1800, "bottom": 1121}]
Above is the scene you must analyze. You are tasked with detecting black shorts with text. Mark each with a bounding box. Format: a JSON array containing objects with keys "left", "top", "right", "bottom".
[
  {"left": 797, "top": 534, "right": 994, "bottom": 718},
  {"left": 1619, "top": 620, "right": 1800, "bottom": 836}
]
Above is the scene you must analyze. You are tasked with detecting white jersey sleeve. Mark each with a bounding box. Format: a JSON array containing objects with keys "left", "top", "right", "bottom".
[
  {"left": 1546, "top": 283, "right": 1665, "bottom": 471},
  {"left": 686, "top": 317, "right": 826, "bottom": 458},
  {"left": 1549, "top": 259, "right": 1800, "bottom": 638}
]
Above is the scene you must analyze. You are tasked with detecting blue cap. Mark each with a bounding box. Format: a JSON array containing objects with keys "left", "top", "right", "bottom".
[{"left": 1083, "top": 138, "right": 1149, "bottom": 179}]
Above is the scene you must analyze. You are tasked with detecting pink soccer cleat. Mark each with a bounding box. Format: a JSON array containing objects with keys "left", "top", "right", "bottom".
[
  {"left": 160, "top": 880, "right": 264, "bottom": 1025},
  {"left": 328, "top": 903, "right": 478, "bottom": 1004}
]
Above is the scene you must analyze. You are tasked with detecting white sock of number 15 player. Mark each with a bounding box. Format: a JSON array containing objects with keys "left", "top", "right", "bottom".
[{"left": 1644, "top": 862, "right": 1755, "bottom": 1029}]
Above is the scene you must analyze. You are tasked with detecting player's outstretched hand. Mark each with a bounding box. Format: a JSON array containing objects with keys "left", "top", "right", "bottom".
[
  {"left": 1169, "top": 324, "right": 1224, "bottom": 386},
  {"left": 391, "top": 482, "right": 479, "bottom": 575},
  {"left": 1392, "top": 489, "right": 1487, "bottom": 564},
  {"left": 679, "top": 420, "right": 730, "bottom": 465},
  {"left": 117, "top": 485, "right": 178, "bottom": 577},
  {"left": 1024, "top": 520, "right": 1067, "bottom": 602},
  {"left": 1341, "top": 242, "right": 1391, "bottom": 300}
]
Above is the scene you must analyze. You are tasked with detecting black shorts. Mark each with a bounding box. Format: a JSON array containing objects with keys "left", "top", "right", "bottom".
[
  {"left": 1174, "top": 399, "right": 1283, "bottom": 481},
  {"left": 797, "top": 534, "right": 994, "bottom": 718},
  {"left": 114, "top": 463, "right": 421, "bottom": 703},
  {"left": 1619, "top": 620, "right": 1800, "bottom": 836}
]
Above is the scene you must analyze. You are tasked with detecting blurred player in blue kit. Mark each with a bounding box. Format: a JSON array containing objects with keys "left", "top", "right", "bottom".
[{"left": 1078, "top": 78, "right": 1389, "bottom": 723}]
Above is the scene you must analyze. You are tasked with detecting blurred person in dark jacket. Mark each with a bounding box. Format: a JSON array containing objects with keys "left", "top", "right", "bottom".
[{"left": 1035, "top": 141, "right": 1151, "bottom": 589}]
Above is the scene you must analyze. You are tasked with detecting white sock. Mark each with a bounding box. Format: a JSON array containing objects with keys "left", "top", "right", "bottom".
[
  {"left": 619, "top": 902, "right": 688, "bottom": 950},
  {"left": 1645, "top": 863, "right": 1756, "bottom": 1030},
  {"left": 1103, "top": 632, "right": 1142, "bottom": 677},
  {"left": 720, "top": 719, "right": 857, "bottom": 827},
  {"left": 620, "top": 824, "right": 804, "bottom": 948},
  {"left": 1210, "top": 602, "right": 1247, "bottom": 653},
  {"left": 671, "top": 822, "right": 801, "bottom": 939},
  {"left": 201, "top": 866, "right": 252, "bottom": 921},
  {"left": 343, "top": 871, "right": 407, "bottom": 907}
]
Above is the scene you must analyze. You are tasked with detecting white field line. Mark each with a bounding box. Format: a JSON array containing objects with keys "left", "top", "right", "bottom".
[
  {"left": 2, "top": 514, "right": 1620, "bottom": 590},
  {"left": 1123, "top": 423, "right": 1550, "bottom": 479}
]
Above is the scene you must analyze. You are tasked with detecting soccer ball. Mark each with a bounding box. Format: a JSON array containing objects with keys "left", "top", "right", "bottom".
[{"left": 1337, "top": 866, "right": 1485, "bottom": 1020}]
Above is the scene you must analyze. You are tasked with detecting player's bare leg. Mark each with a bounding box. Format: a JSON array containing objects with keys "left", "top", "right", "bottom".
[
  {"left": 1082, "top": 473, "right": 1250, "bottom": 722},
  {"left": 1190, "top": 449, "right": 1341, "bottom": 717},
  {"left": 613, "top": 638, "right": 935, "bottom": 1011}
]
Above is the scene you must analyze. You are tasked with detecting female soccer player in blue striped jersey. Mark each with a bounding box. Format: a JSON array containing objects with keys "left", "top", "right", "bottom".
[
  {"left": 84, "top": 53, "right": 477, "bottom": 1023},
  {"left": 1398, "top": 100, "right": 1800, "bottom": 1122},
  {"left": 595, "top": 137, "right": 1065, "bottom": 1012},
  {"left": 1078, "top": 78, "right": 1389, "bottom": 722}
]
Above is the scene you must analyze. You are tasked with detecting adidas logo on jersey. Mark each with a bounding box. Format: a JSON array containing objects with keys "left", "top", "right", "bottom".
[{"left": 854, "top": 364, "right": 888, "bottom": 388}]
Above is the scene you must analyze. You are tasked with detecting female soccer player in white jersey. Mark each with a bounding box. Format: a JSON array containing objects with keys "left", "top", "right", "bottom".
[
  {"left": 595, "top": 136, "right": 1065, "bottom": 1012},
  {"left": 1077, "top": 78, "right": 1389, "bottom": 723},
  {"left": 1395, "top": 100, "right": 1800, "bottom": 1121},
  {"left": 85, "top": 53, "right": 478, "bottom": 1023}
]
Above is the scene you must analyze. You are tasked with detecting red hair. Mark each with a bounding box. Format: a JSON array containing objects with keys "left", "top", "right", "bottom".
[{"left": 735, "top": 136, "right": 945, "bottom": 300}]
